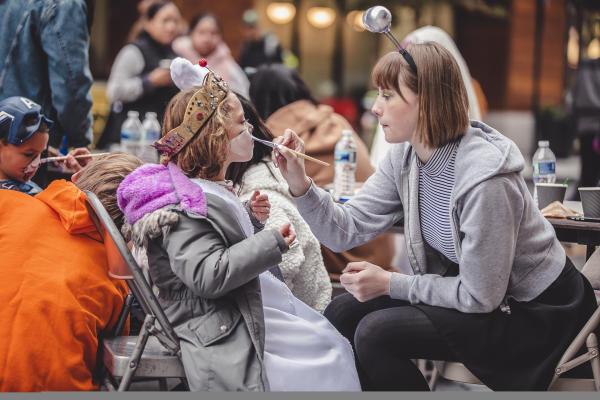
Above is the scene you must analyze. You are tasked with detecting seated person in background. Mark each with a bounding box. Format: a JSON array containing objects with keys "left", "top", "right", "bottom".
[
  {"left": 173, "top": 13, "right": 250, "bottom": 96},
  {"left": 0, "top": 153, "right": 144, "bottom": 391},
  {"left": 226, "top": 93, "right": 331, "bottom": 313},
  {"left": 0, "top": 96, "right": 54, "bottom": 195},
  {"left": 249, "top": 64, "right": 394, "bottom": 281}
]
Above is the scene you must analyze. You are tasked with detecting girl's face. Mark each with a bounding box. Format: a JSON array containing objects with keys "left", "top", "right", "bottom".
[
  {"left": 225, "top": 95, "right": 254, "bottom": 163},
  {"left": 371, "top": 78, "right": 419, "bottom": 145},
  {"left": 145, "top": 3, "right": 181, "bottom": 46},
  {"left": 0, "top": 131, "right": 48, "bottom": 183},
  {"left": 191, "top": 18, "right": 221, "bottom": 56}
]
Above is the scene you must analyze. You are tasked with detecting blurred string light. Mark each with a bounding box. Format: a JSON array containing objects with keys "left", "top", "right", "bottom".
[
  {"left": 567, "top": 26, "right": 579, "bottom": 68},
  {"left": 307, "top": 6, "right": 336, "bottom": 29},
  {"left": 266, "top": 2, "right": 296, "bottom": 25},
  {"left": 587, "top": 20, "right": 600, "bottom": 60},
  {"left": 346, "top": 10, "right": 365, "bottom": 32}
]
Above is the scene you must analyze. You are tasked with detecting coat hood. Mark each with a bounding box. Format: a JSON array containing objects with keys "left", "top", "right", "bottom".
[
  {"left": 117, "top": 162, "right": 207, "bottom": 226},
  {"left": 35, "top": 180, "right": 97, "bottom": 235},
  {"left": 452, "top": 121, "right": 525, "bottom": 200}
]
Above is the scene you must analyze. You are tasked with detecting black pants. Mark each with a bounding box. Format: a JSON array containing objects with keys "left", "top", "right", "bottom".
[{"left": 324, "top": 293, "right": 457, "bottom": 391}]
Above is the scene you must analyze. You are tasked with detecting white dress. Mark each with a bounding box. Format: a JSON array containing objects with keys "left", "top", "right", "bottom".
[{"left": 193, "top": 178, "right": 361, "bottom": 391}]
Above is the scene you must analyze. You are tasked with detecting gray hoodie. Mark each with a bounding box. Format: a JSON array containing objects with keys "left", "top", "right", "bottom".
[{"left": 294, "top": 121, "right": 565, "bottom": 313}]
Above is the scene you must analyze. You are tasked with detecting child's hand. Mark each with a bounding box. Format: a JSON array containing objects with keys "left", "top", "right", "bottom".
[
  {"left": 277, "top": 222, "right": 296, "bottom": 247},
  {"left": 250, "top": 190, "right": 270, "bottom": 223}
]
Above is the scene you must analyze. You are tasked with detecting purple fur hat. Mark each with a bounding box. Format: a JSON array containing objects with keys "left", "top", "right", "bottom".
[{"left": 117, "top": 162, "right": 207, "bottom": 225}]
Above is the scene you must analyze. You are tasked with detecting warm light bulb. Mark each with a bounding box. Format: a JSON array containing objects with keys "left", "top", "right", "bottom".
[
  {"left": 307, "top": 7, "right": 336, "bottom": 29},
  {"left": 266, "top": 2, "right": 296, "bottom": 25},
  {"left": 346, "top": 10, "right": 365, "bottom": 32}
]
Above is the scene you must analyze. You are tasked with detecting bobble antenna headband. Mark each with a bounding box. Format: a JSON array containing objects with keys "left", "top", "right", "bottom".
[
  {"left": 153, "top": 58, "right": 230, "bottom": 159},
  {"left": 362, "top": 6, "right": 418, "bottom": 74}
]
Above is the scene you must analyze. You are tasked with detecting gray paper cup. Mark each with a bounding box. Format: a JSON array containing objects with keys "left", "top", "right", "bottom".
[
  {"left": 578, "top": 187, "right": 600, "bottom": 218},
  {"left": 536, "top": 183, "right": 567, "bottom": 210}
]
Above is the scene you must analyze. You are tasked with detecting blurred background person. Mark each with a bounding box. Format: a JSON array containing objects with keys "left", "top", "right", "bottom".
[
  {"left": 97, "top": 0, "right": 181, "bottom": 149},
  {"left": 238, "top": 9, "right": 284, "bottom": 77},
  {"left": 173, "top": 13, "right": 249, "bottom": 96},
  {"left": 249, "top": 63, "right": 394, "bottom": 283}
]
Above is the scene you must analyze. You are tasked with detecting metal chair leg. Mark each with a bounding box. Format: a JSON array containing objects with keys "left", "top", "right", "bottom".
[{"left": 118, "top": 314, "right": 156, "bottom": 391}]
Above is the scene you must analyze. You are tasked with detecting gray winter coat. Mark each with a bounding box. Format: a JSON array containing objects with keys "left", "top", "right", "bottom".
[
  {"left": 133, "top": 193, "right": 287, "bottom": 391},
  {"left": 294, "top": 121, "right": 565, "bottom": 313}
]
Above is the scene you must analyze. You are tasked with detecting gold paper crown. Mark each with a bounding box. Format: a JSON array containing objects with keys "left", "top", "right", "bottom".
[{"left": 153, "top": 70, "right": 229, "bottom": 158}]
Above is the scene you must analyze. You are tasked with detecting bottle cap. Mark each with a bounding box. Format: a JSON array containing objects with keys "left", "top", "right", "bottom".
[
  {"left": 127, "top": 110, "right": 139, "bottom": 118},
  {"left": 341, "top": 129, "right": 353, "bottom": 136},
  {"left": 538, "top": 140, "right": 549, "bottom": 147}
]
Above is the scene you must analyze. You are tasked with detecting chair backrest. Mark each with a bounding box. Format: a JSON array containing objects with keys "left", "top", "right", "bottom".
[
  {"left": 83, "top": 190, "right": 180, "bottom": 349},
  {"left": 582, "top": 247, "right": 600, "bottom": 292}
]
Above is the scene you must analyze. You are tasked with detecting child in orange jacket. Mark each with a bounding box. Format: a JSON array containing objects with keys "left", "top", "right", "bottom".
[{"left": 0, "top": 153, "right": 142, "bottom": 391}]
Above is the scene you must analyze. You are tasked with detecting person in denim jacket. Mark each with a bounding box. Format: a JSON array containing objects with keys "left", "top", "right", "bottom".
[{"left": 0, "top": 0, "right": 94, "bottom": 152}]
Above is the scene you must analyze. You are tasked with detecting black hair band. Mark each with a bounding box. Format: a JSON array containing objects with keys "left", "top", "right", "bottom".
[{"left": 399, "top": 48, "right": 418, "bottom": 75}]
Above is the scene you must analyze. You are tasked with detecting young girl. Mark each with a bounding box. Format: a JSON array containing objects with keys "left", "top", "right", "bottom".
[
  {"left": 116, "top": 58, "right": 360, "bottom": 391},
  {"left": 273, "top": 42, "right": 598, "bottom": 391},
  {"left": 226, "top": 94, "right": 331, "bottom": 313}
]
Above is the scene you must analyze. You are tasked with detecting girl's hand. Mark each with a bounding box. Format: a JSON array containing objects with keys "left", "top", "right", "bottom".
[
  {"left": 340, "top": 262, "right": 392, "bottom": 302},
  {"left": 272, "top": 129, "right": 311, "bottom": 197},
  {"left": 250, "top": 190, "right": 270, "bottom": 223},
  {"left": 277, "top": 222, "right": 296, "bottom": 247}
]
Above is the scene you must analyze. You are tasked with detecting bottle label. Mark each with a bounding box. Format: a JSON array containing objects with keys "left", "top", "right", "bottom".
[
  {"left": 335, "top": 149, "right": 356, "bottom": 163},
  {"left": 533, "top": 161, "right": 555, "bottom": 176}
]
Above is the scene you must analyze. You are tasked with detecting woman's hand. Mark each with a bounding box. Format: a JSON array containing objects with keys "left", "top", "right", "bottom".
[
  {"left": 340, "top": 261, "right": 392, "bottom": 302},
  {"left": 277, "top": 222, "right": 297, "bottom": 247},
  {"left": 272, "top": 129, "right": 311, "bottom": 197},
  {"left": 249, "top": 190, "right": 270, "bottom": 223}
]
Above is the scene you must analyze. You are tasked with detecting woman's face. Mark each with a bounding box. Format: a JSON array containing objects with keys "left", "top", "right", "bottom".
[
  {"left": 225, "top": 95, "right": 254, "bottom": 163},
  {"left": 191, "top": 18, "right": 221, "bottom": 56},
  {"left": 371, "top": 78, "right": 419, "bottom": 144},
  {"left": 145, "top": 3, "right": 181, "bottom": 46}
]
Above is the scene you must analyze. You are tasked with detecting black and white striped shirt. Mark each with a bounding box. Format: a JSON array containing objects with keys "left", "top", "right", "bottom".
[{"left": 417, "top": 140, "right": 460, "bottom": 263}]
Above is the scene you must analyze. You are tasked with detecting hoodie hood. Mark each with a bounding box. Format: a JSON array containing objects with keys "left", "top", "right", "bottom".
[
  {"left": 35, "top": 180, "right": 97, "bottom": 235},
  {"left": 117, "top": 162, "right": 207, "bottom": 226},
  {"left": 453, "top": 121, "right": 525, "bottom": 200}
]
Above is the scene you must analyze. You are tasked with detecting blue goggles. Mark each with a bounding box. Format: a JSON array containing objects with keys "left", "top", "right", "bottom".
[{"left": 0, "top": 96, "right": 54, "bottom": 146}]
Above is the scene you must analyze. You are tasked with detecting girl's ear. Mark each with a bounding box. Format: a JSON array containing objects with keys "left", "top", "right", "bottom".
[{"left": 71, "top": 170, "right": 82, "bottom": 183}]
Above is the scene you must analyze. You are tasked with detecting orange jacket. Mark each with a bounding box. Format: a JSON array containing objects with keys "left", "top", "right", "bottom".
[{"left": 0, "top": 180, "right": 128, "bottom": 391}]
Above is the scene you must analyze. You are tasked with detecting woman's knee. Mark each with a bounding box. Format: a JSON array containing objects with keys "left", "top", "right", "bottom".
[{"left": 324, "top": 292, "right": 358, "bottom": 325}]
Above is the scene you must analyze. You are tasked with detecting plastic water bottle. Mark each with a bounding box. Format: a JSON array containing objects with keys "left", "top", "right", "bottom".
[
  {"left": 334, "top": 130, "right": 357, "bottom": 202},
  {"left": 141, "top": 112, "right": 160, "bottom": 163},
  {"left": 532, "top": 140, "right": 557, "bottom": 207},
  {"left": 120, "top": 111, "right": 143, "bottom": 156}
]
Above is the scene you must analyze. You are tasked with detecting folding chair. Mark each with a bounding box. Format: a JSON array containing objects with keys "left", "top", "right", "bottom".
[
  {"left": 84, "top": 191, "right": 187, "bottom": 391},
  {"left": 428, "top": 252, "right": 600, "bottom": 391}
]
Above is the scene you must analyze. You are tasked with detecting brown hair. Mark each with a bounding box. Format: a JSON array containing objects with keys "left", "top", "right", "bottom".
[
  {"left": 161, "top": 87, "right": 233, "bottom": 179},
  {"left": 372, "top": 42, "right": 469, "bottom": 148},
  {"left": 74, "top": 152, "right": 144, "bottom": 231}
]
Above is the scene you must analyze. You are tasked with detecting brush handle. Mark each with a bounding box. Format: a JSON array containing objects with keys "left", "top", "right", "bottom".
[
  {"left": 286, "top": 148, "right": 330, "bottom": 167},
  {"left": 41, "top": 152, "right": 110, "bottom": 163}
]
